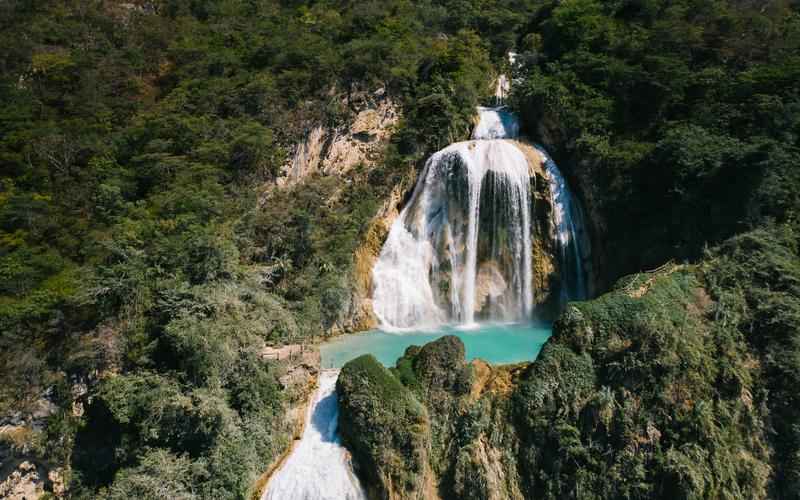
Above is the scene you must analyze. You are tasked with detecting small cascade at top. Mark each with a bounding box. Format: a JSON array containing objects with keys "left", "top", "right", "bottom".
[
  {"left": 471, "top": 106, "right": 519, "bottom": 140},
  {"left": 494, "top": 74, "right": 510, "bottom": 105},
  {"left": 372, "top": 107, "right": 533, "bottom": 330}
]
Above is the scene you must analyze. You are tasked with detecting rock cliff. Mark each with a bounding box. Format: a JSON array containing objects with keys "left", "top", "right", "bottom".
[{"left": 277, "top": 91, "right": 399, "bottom": 188}]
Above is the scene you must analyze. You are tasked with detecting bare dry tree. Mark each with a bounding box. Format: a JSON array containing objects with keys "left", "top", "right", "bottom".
[{"left": 34, "top": 133, "right": 81, "bottom": 181}]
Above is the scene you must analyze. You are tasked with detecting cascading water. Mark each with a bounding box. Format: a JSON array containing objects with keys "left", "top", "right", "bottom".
[
  {"left": 471, "top": 106, "right": 519, "bottom": 139},
  {"left": 372, "top": 107, "right": 533, "bottom": 329},
  {"left": 540, "top": 149, "right": 590, "bottom": 302},
  {"left": 262, "top": 67, "right": 591, "bottom": 500},
  {"left": 262, "top": 370, "right": 366, "bottom": 500}
]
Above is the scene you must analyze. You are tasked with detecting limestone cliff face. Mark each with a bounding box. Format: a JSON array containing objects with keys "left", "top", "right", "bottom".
[
  {"left": 270, "top": 88, "right": 411, "bottom": 335},
  {"left": 277, "top": 90, "right": 399, "bottom": 188}
]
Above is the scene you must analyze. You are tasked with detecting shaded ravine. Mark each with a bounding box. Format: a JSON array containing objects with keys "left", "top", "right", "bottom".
[{"left": 540, "top": 147, "right": 591, "bottom": 304}]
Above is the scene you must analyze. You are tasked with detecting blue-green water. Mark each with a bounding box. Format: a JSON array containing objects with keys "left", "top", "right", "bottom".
[{"left": 320, "top": 322, "right": 552, "bottom": 369}]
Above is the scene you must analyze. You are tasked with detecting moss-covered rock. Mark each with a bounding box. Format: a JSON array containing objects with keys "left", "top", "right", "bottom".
[
  {"left": 339, "top": 242, "right": 794, "bottom": 499},
  {"left": 512, "top": 266, "right": 772, "bottom": 499},
  {"left": 340, "top": 337, "right": 525, "bottom": 500},
  {"left": 337, "top": 355, "right": 432, "bottom": 500}
]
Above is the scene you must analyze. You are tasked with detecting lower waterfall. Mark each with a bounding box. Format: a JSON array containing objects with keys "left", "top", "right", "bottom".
[{"left": 262, "top": 371, "right": 366, "bottom": 500}]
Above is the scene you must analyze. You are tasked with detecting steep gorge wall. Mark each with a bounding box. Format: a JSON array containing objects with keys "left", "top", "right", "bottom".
[{"left": 529, "top": 117, "right": 609, "bottom": 295}]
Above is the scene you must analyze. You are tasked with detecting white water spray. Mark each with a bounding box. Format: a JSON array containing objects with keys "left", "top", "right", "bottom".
[
  {"left": 262, "top": 371, "right": 366, "bottom": 500},
  {"left": 472, "top": 106, "right": 519, "bottom": 139},
  {"left": 540, "top": 149, "right": 590, "bottom": 302},
  {"left": 372, "top": 108, "right": 533, "bottom": 329}
]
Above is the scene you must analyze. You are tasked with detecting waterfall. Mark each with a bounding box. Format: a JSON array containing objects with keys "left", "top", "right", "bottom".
[
  {"left": 262, "top": 371, "right": 366, "bottom": 500},
  {"left": 372, "top": 107, "right": 533, "bottom": 329},
  {"left": 471, "top": 106, "right": 519, "bottom": 139},
  {"left": 540, "top": 149, "right": 590, "bottom": 302},
  {"left": 494, "top": 74, "right": 510, "bottom": 105}
]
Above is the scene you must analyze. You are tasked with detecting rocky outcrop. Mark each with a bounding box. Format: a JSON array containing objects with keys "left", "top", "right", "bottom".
[
  {"left": 0, "top": 461, "right": 44, "bottom": 500},
  {"left": 530, "top": 117, "right": 608, "bottom": 294},
  {"left": 0, "top": 396, "right": 64, "bottom": 499},
  {"left": 338, "top": 337, "right": 524, "bottom": 500},
  {"left": 277, "top": 90, "right": 399, "bottom": 188},
  {"left": 337, "top": 354, "right": 434, "bottom": 500},
  {"left": 475, "top": 262, "right": 507, "bottom": 313},
  {"left": 252, "top": 346, "right": 320, "bottom": 499}
]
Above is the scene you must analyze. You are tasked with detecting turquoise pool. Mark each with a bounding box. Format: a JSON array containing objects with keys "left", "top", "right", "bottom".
[{"left": 320, "top": 322, "right": 552, "bottom": 369}]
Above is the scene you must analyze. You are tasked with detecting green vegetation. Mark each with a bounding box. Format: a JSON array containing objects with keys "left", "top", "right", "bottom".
[
  {"left": 509, "top": 0, "right": 800, "bottom": 285},
  {"left": 2, "top": 0, "right": 799, "bottom": 498},
  {"left": 504, "top": 228, "right": 800, "bottom": 499},
  {"left": 339, "top": 336, "right": 525, "bottom": 499},
  {"left": 514, "top": 267, "right": 772, "bottom": 498},
  {"left": 337, "top": 354, "right": 430, "bottom": 499},
  {"left": 0, "top": 0, "right": 519, "bottom": 497},
  {"left": 703, "top": 227, "right": 800, "bottom": 497}
]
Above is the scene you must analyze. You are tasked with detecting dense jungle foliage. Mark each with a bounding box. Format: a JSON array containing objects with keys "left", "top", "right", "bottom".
[
  {"left": 1, "top": 0, "right": 799, "bottom": 498},
  {"left": 0, "top": 0, "right": 506, "bottom": 497},
  {"left": 509, "top": 0, "right": 800, "bottom": 285}
]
